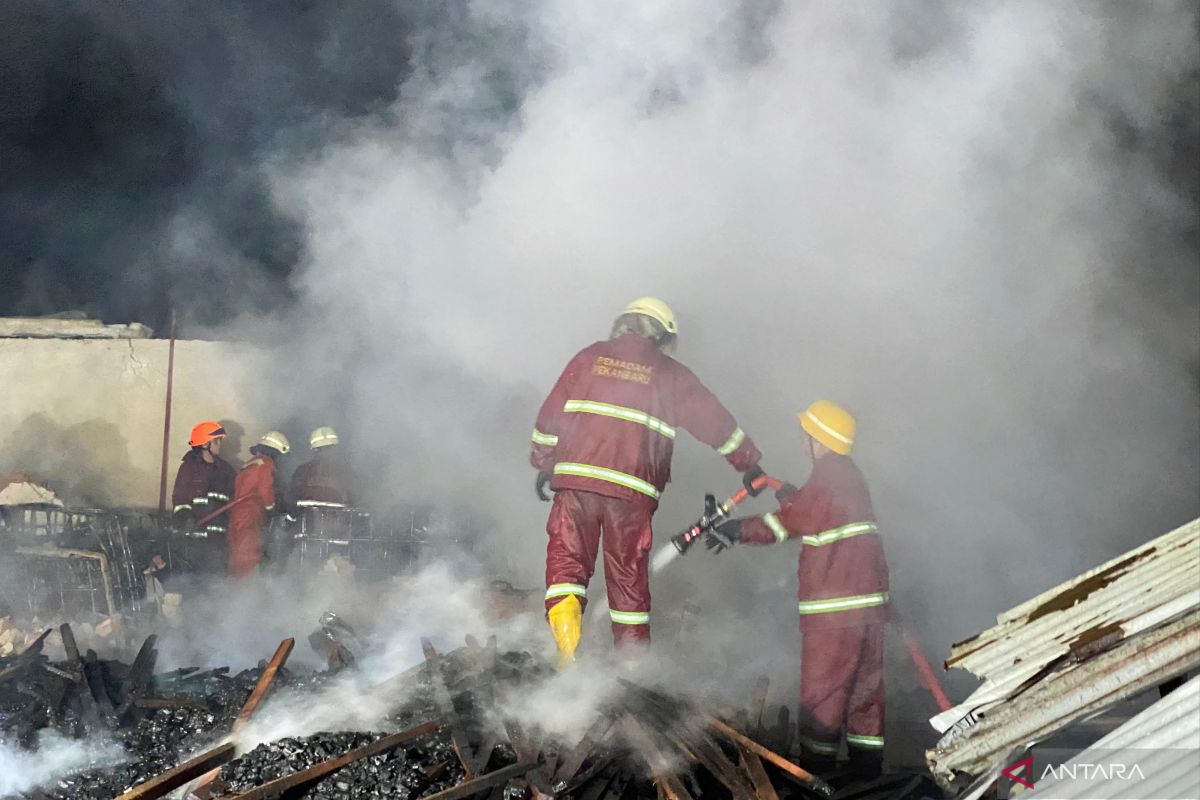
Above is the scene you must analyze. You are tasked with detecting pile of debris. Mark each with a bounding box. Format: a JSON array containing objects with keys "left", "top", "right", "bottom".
[{"left": 3, "top": 623, "right": 940, "bottom": 800}]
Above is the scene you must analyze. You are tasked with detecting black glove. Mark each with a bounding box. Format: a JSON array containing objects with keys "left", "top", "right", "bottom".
[
  {"left": 705, "top": 518, "right": 743, "bottom": 554},
  {"left": 536, "top": 470, "right": 553, "bottom": 502},
  {"left": 742, "top": 464, "right": 766, "bottom": 497},
  {"left": 775, "top": 482, "right": 798, "bottom": 502}
]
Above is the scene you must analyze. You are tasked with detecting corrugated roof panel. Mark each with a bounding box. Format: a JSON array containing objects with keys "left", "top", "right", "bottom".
[
  {"left": 1027, "top": 677, "right": 1199, "bottom": 799},
  {"left": 926, "top": 518, "right": 1200, "bottom": 790}
]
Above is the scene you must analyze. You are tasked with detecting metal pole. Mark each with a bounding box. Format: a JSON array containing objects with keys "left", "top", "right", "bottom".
[{"left": 157, "top": 309, "right": 177, "bottom": 516}]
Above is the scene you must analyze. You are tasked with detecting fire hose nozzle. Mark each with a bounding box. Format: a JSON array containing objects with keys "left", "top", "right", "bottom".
[{"left": 670, "top": 494, "right": 726, "bottom": 555}]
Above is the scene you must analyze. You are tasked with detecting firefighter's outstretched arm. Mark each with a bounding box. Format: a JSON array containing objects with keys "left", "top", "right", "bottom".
[{"left": 672, "top": 363, "right": 762, "bottom": 475}]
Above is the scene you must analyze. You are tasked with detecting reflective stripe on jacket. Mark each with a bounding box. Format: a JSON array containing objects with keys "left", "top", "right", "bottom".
[
  {"left": 530, "top": 334, "right": 760, "bottom": 507},
  {"left": 740, "top": 454, "right": 889, "bottom": 630},
  {"left": 171, "top": 449, "right": 237, "bottom": 532}
]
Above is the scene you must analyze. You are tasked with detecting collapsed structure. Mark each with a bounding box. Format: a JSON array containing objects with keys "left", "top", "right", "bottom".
[
  {"left": 926, "top": 517, "right": 1200, "bottom": 797},
  {"left": 2, "top": 625, "right": 944, "bottom": 800}
]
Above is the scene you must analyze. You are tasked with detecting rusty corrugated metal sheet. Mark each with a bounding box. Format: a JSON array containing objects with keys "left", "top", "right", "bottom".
[
  {"left": 925, "top": 518, "right": 1200, "bottom": 790},
  {"left": 1026, "top": 677, "right": 1199, "bottom": 799}
]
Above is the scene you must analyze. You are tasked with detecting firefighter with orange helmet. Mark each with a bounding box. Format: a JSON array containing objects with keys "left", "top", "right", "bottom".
[
  {"left": 170, "top": 421, "right": 237, "bottom": 573},
  {"left": 707, "top": 401, "right": 889, "bottom": 774},
  {"left": 228, "top": 431, "right": 291, "bottom": 577},
  {"left": 531, "top": 297, "right": 763, "bottom": 666}
]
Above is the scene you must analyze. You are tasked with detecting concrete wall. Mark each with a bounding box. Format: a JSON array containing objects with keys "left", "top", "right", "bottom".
[{"left": 0, "top": 338, "right": 266, "bottom": 508}]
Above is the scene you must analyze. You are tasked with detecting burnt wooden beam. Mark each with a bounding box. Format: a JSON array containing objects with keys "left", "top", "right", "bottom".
[
  {"left": 551, "top": 708, "right": 616, "bottom": 788},
  {"left": 115, "top": 743, "right": 236, "bottom": 800},
  {"left": 0, "top": 628, "right": 53, "bottom": 683},
  {"left": 422, "top": 638, "right": 478, "bottom": 780},
  {"left": 705, "top": 717, "right": 833, "bottom": 798},
  {"left": 619, "top": 714, "right": 695, "bottom": 800},
  {"left": 746, "top": 676, "right": 769, "bottom": 739},
  {"left": 213, "top": 720, "right": 441, "bottom": 800},
  {"left": 232, "top": 638, "right": 294, "bottom": 733},
  {"left": 736, "top": 745, "right": 779, "bottom": 800},
  {"left": 418, "top": 760, "right": 540, "bottom": 800},
  {"left": 117, "top": 634, "right": 159, "bottom": 720},
  {"left": 190, "top": 638, "right": 296, "bottom": 798}
]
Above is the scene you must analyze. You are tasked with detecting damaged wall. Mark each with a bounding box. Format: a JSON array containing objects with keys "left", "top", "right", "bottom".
[{"left": 0, "top": 337, "right": 267, "bottom": 508}]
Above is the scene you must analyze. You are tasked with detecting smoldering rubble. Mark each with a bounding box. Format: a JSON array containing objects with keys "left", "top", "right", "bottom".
[{"left": 0, "top": 620, "right": 943, "bottom": 800}]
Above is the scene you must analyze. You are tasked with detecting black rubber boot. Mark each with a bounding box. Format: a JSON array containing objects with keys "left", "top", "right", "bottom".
[{"left": 846, "top": 747, "right": 884, "bottom": 780}]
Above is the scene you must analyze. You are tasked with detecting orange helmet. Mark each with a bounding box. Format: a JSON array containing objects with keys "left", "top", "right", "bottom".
[{"left": 189, "top": 421, "right": 227, "bottom": 447}]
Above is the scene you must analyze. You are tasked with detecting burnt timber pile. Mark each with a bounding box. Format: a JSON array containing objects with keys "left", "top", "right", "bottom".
[{"left": 1, "top": 627, "right": 940, "bottom": 800}]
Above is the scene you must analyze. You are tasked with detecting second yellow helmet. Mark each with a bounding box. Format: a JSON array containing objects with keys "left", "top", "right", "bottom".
[{"left": 799, "top": 400, "right": 856, "bottom": 455}]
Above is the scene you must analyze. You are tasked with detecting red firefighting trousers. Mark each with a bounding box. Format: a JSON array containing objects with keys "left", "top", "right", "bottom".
[
  {"left": 544, "top": 489, "right": 653, "bottom": 649},
  {"left": 799, "top": 623, "right": 885, "bottom": 757}
]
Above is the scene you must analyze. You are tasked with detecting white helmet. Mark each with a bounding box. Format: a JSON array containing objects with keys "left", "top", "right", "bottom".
[
  {"left": 310, "top": 426, "right": 340, "bottom": 450},
  {"left": 259, "top": 430, "right": 291, "bottom": 455}
]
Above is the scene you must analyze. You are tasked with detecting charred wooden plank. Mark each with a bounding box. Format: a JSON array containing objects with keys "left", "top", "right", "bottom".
[
  {"left": 736, "top": 745, "right": 779, "bottom": 800},
  {"left": 706, "top": 717, "right": 833, "bottom": 798},
  {"left": 232, "top": 638, "right": 294, "bottom": 733},
  {"left": 190, "top": 638, "right": 296, "bottom": 797},
  {"left": 117, "top": 634, "right": 159, "bottom": 720},
  {"left": 115, "top": 743, "right": 236, "bottom": 800},
  {"left": 0, "top": 628, "right": 53, "bottom": 683},
  {"left": 619, "top": 714, "right": 694, "bottom": 800},
  {"left": 59, "top": 623, "right": 81, "bottom": 663},
  {"left": 552, "top": 708, "right": 616, "bottom": 788},
  {"left": 422, "top": 638, "right": 478, "bottom": 780},
  {"left": 418, "top": 760, "right": 540, "bottom": 800},
  {"left": 747, "top": 676, "right": 769, "bottom": 739},
  {"left": 211, "top": 720, "right": 440, "bottom": 800}
]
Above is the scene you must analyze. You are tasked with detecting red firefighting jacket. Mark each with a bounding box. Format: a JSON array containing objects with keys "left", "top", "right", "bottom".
[
  {"left": 530, "top": 333, "right": 761, "bottom": 508},
  {"left": 228, "top": 456, "right": 276, "bottom": 577},
  {"left": 740, "top": 454, "right": 889, "bottom": 630},
  {"left": 289, "top": 451, "right": 356, "bottom": 507},
  {"left": 171, "top": 450, "right": 237, "bottom": 535}
]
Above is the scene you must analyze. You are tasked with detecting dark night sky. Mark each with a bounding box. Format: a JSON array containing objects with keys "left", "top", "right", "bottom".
[{"left": 0, "top": 1, "right": 1197, "bottom": 340}]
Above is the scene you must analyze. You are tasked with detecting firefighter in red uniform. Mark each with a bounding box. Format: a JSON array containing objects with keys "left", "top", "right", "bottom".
[
  {"left": 290, "top": 426, "right": 356, "bottom": 508},
  {"left": 171, "top": 421, "right": 238, "bottom": 574},
  {"left": 707, "top": 400, "right": 888, "bottom": 774},
  {"left": 531, "top": 297, "right": 763, "bottom": 666},
  {"left": 228, "top": 431, "right": 291, "bottom": 578}
]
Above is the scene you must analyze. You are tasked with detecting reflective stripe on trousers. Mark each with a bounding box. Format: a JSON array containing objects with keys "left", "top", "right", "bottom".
[{"left": 545, "top": 583, "right": 586, "bottom": 600}]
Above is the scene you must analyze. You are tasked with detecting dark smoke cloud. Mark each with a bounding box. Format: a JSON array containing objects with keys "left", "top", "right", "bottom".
[{"left": 0, "top": 0, "right": 549, "bottom": 330}]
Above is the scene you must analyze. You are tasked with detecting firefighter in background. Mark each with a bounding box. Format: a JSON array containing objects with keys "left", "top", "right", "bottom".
[
  {"left": 706, "top": 401, "right": 888, "bottom": 774},
  {"left": 531, "top": 296, "right": 764, "bottom": 666},
  {"left": 227, "top": 431, "right": 291, "bottom": 578},
  {"left": 171, "top": 421, "right": 238, "bottom": 574},
  {"left": 290, "top": 426, "right": 356, "bottom": 509}
]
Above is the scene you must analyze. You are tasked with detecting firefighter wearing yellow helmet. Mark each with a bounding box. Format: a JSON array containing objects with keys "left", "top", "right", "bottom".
[
  {"left": 706, "top": 400, "right": 889, "bottom": 775},
  {"left": 531, "top": 296, "right": 764, "bottom": 667}
]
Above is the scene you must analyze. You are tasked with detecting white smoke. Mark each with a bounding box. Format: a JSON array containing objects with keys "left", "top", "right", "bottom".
[
  {"left": 220, "top": 0, "right": 1197, "bottom": 758},
  {"left": 0, "top": 731, "right": 125, "bottom": 796}
]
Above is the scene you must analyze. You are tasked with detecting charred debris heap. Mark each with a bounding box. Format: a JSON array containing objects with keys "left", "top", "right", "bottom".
[{"left": 1, "top": 627, "right": 939, "bottom": 800}]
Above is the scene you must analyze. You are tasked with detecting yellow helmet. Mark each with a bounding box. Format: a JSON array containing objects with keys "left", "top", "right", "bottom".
[
  {"left": 310, "top": 426, "right": 340, "bottom": 450},
  {"left": 622, "top": 296, "right": 678, "bottom": 335},
  {"left": 259, "top": 430, "right": 291, "bottom": 455},
  {"left": 799, "top": 400, "right": 856, "bottom": 455}
]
